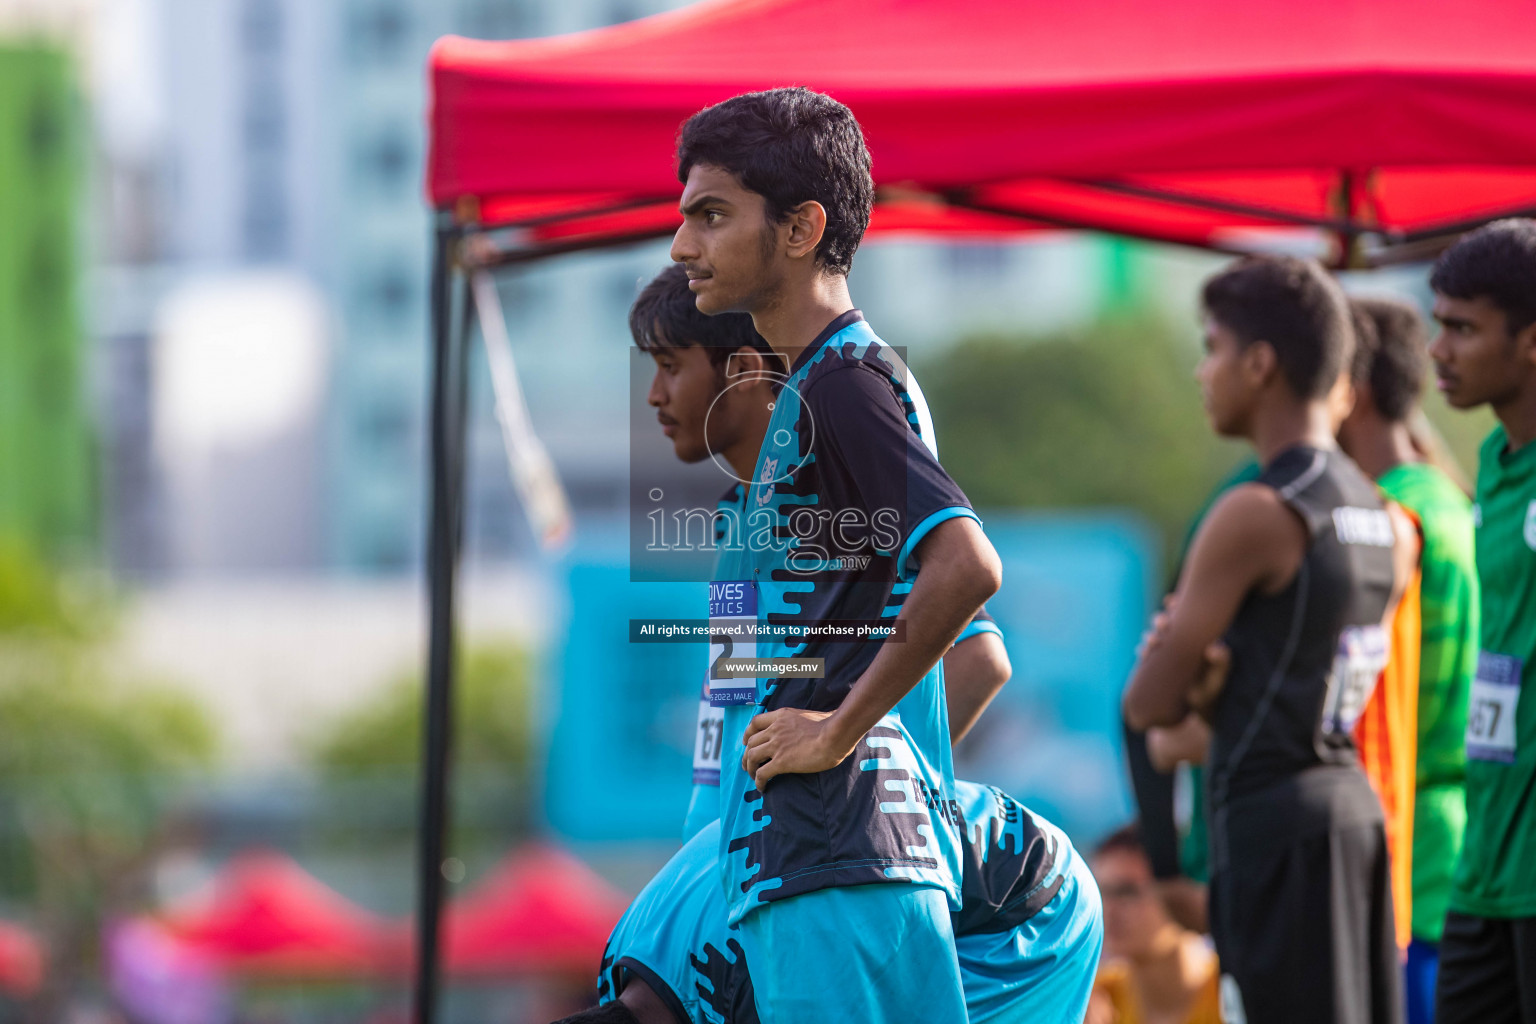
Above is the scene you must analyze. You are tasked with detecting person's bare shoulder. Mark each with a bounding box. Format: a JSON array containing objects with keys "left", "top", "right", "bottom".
[{"left": 1187, "top": 483, "right": 1307, "bottom": 595}]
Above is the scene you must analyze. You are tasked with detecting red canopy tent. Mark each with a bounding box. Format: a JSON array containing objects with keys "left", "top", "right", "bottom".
[
  {"left": 0, "top": 921, "right": 43, "bottom": 998},
  {"left": 443, "top": 845, "right": 626, "bottom": 979},
  {"left": 411, "top": 3, "right": 1536, "bottom": 1020},
  {"left": 428, "top": 0, "right": 1536, "bottom": 263},
  {"left": 155, "top": 850, "right": 391, "bottom": 979},
  {"left": 385, "top": 845, "right": 627, "bottom": 980}
]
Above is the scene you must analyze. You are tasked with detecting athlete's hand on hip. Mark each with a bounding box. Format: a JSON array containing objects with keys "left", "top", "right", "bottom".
[{"left": 742, "top": 708, "right": 852, "bottom": 789}]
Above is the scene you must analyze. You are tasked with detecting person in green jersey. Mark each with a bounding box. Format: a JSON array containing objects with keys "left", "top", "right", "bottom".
[
  {"left": 1340, "top": 295, "right": 1480, "bottom": 1024},
  {"left": 1426, "top": 219, "right": 1536, "bottom": 1024}
]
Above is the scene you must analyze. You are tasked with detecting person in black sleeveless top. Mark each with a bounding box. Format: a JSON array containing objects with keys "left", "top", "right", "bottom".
[{"left": 1123, "top": 256, "right": 1411, "bottom": 1024}]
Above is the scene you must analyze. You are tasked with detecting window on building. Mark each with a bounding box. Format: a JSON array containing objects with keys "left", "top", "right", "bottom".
[
  {"left": 26, "top": 92, "right": 62, "bottom": 174},
  {"left": 355, "top": 262, "right": 416, "bottom": 327},
  {"left": 30, "top": 347, "right": 73, "bottom": 416},
  {"left": 355, "top": 127, "right": 410, "bottom": 191},
  {"left": 240, "top": 0, "right": 284, "bottom": 56},
  {"left": 604, "top": 0, "right": 645, "bottom": 25},
  {"left": 359, "top": 399, "right": 413, "bottom": 453},
  {"left": 242, "top": 173, "right": 289, "bottom": 260},
  {"left": 22, "top": 233, "right": 65, "bottom": 337},
  {"left": 364, "top": 529, "right": 411, "bottom": 572},
  {"left": 350, "top": 1, "right": 410, "bottom": 63},
  {"left": 944, "top": 244, "right": 1010, "bottom": 278},
  {"left": 242, "top": 85, "right": 287, "bottom": 154},
  {"left": 459, "top": 0, "right": 535, "bottom": 40}
]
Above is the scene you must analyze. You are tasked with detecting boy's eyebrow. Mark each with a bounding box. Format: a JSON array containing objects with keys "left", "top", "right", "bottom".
[
  {"left": 680, "top": 193, "right": 730, "bottom": 216},
  {"left": 1433, "top": 313, "right": 1473, "bottom": 327}
]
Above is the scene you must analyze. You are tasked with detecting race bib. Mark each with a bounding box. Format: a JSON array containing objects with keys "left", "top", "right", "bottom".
[
  {"left": 692, "top": 689, "right": 725, "bottom": 785},
  {"left": 1321, "top": 624, "right": 1388, "bottom": 736},
  {"left": 1467, "top": 652, "right": 1523, "bottom": 763},
  {"left": 707, "top": 580, "right": 757, "bottom": 706}
]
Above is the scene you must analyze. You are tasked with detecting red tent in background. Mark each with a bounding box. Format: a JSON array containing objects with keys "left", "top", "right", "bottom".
[
  {"left": 156, "top": 850, "right": 390, "bottom": 978},
  {"left": 0, "top": 921, "right": 44, "bottom": 998},
  {"left": 390, "top": 845, "right": 625, "bottom": 980},
  {"left": 427, "top": 0, "right": 1536, "bottom": 264}
]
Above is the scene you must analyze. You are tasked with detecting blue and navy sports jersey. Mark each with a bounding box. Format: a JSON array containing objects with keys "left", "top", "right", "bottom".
[
  {"left": 952, "top": 780, "right": 1066, "bottom": 937},
  {"left": 956, "top": 604, "right": 1002, "bottom": 646},
  {"left": 684, "top": 484, "right": 749, "bottom": 843},
  {"left": 712, "top": 310, "right": 978, "bottom": 922},
  {"left": 687, "top": 600, "right": 1000, "bottom": 844},
  {"left": 603, "top": 784, "right": 1081, "bottom": 1024},
  {"left": 599, "top": 821, "right": 757, "bottom": 1024}
]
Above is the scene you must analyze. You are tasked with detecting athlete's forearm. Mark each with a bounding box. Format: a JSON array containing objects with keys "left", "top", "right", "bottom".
[
  {"left": 826, "top": 517, "right": 1001, "bottom": 754},
  {"left": 944, "top": 631, "right": 1011, "bottom": 744}
]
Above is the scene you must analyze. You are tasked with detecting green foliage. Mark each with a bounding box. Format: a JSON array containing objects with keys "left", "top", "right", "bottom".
[
  {"left": 310, "top": 644, "right": 535, "bottom": 775},
  {"left": 0, "top": 536, "right": 98, "bottom": 641},
  {"left": 920, "top": 316, "right": 1247, "bottom": 558},
  {"left": 0, "top": 543, "right": 216, "bottom": 1012}
]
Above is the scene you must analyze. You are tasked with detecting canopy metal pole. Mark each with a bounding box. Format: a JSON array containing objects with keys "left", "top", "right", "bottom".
[{"left": 415, "top": 214, "right": 468, "bottom": 1024}]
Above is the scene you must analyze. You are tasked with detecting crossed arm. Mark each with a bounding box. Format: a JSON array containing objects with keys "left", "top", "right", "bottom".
[{"left": 1122, "top": 484, "right": 1306, "bottom": 732}]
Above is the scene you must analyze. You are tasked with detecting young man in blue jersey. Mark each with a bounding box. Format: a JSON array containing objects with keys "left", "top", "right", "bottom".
[
  {"left": 632, "top": 263, "right": 1013, "bottom": 842},
  {"left": 668, "top": 88, "right": 1002, "bottom": 1024},
  {"left": 555, "top": 777, "right": 1102, "bottom": 1024}
]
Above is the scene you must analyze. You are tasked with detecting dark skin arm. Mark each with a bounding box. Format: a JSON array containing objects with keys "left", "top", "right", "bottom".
[
  {"left": 618, "top": 975, "right": 681, "bottom": 1024},
  {"left": 1122, "top": 484, "right": 1307, "bottom": 732},
  {"left": 944, "top": 629, "right": 1012, "bottom": 745},
  {"left": 743, "top": 516, "right": 1002, "bottom": 788},
  {"left": 1131, "top": 494, "right": 1418, "bottom": 731}
]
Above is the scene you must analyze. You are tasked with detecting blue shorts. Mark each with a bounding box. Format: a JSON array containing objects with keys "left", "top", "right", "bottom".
[
  {"left": 956, "top": 834, "right": 1104, "bottom": 1024},
  {"left": 1406, "top": 938, "right": 1438, "bottom": 1024},
  {"left": 737, "top": 882, "right": 968, "bottom": 1024}
]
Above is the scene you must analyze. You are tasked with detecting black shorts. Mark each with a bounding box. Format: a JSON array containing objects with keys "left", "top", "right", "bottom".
[
  {"left": 1209, "top": 767, "right": 1402, "bottom": 1024},
  {"left": 1437, "top": 912, "right": 1536, "bottom": 1024}
]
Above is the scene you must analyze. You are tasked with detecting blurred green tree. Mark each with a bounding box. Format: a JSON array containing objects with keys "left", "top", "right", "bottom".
[
  {"left": 307, "top": 644, "right": 538, "bottom": 861},
  {"left": 920, "top": 316, "right": 1248, "bottom": 562},
  {"left": 311, "top": 645, "right": 534, "bottom": 774},
  {"left": 0, "top": 539, "right": 215, "bottom": 1020}
]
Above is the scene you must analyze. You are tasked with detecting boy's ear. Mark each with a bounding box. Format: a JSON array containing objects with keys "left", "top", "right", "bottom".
[
  {"left": 783, "top": 200, "right": 828, "bottom": 262},
  {"left": 1240, "top": 339, "right": 1279, "bottom": 387},
  {"left": 1515, "top": 317, "right": 1536, "bottom": 368},
  {"left": 725, "top": 348, "right": 788, "bottom": 379}
]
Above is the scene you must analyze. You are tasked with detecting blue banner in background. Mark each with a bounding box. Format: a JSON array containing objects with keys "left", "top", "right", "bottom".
[
  {"left": 952, "top": 513, "right": 1157, "bottom": 847},
  {"left": 544, "top": 512, "right": 1156, "bottom": 847}
]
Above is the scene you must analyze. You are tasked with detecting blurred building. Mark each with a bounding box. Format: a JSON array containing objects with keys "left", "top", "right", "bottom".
[
  {"left": 0, "top": 44, "right": 94, "bottom": 562},
  {"left": 74, "top": 0, "right": 1182, "bottom": 582},
  {"left": 89, "top": 0, "right": 694, "bottom": 578}
]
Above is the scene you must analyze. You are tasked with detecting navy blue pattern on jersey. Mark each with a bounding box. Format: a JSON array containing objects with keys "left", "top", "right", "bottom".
[
  {"left": 603, "top": 789, "right": 1087, "bottom": 1024},
  {"left": 713, "top": 311, "right": 977, "bottom": 923},
  {"left": 600, "top": 823, "right": 752, "bottom": 1024},
  {"left": 955, "top": 604, "right": 1001, "bottom": 645},
  {"left": 952, "top": 781, "right": 1066, "bottom": 936}
]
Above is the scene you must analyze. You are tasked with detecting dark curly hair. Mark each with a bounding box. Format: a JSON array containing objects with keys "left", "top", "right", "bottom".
[
  {"left": 677, "top": 87, "right": 874, "bottom": 276},
  {"left": 629, "top": 264, "right": 771, "bottom": 373},
  {"left": 1202, "top": 255, "right": 1352, "bottom": 400},
  {"left": 1430, "top": 218, "right": 1536, "bottom": 338},
  {"left": 1350, "top": 296, "right": 1428, "bottom": 423}
]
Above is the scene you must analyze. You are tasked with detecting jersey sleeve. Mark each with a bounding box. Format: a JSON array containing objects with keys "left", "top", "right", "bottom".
[
  {"left": 954, "top": 605, "right": 1003, "bottom": 646},
  {"left": 804, "top": 364, "right": 977, "bottom": 582}
]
